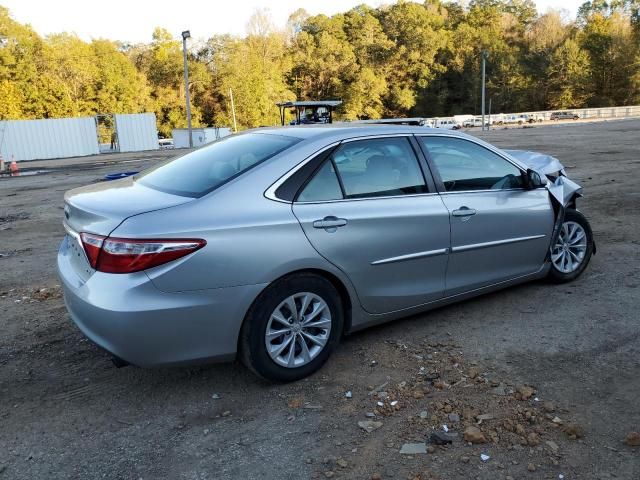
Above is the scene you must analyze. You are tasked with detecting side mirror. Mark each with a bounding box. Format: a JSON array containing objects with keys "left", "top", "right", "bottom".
[{"left": 524, "top": 168, "right": 545, "bottom": 189}]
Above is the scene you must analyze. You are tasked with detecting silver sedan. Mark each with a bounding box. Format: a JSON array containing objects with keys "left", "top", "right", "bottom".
[{"left": 58, "top": 126, "right": 594, "bottom": 381}]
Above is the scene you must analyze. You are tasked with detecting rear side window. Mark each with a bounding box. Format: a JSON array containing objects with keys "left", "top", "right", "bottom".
[
  {"left": 297, "top": 161, "right": 343, "bottom": 202},
  {"left": 137, "top": 133, "right": 299, "bottom": 197},
  {"left": 332, "top": 137, "right": 427, "bottom": 199},
  {"left": 296, "top": 137, "right": 427, "bottom": 202},
  {"left": 418, "top": 137, "right": 524, "bottom": 192}
]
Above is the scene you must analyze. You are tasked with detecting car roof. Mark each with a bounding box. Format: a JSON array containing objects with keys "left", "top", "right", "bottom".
[
  {"left": 237, "top": 123, "right": 531, "bottom": 173},
  {"left": 244, "top": 124, "right": 472, "bottom": 142}
]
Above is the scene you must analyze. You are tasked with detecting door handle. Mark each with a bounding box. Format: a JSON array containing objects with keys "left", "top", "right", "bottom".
[
  {"left": 313, "top": 216, "right": 348, "bottom": 229},
  {"left": 452, "top": 206, "right": 477, "bottom": 217}
]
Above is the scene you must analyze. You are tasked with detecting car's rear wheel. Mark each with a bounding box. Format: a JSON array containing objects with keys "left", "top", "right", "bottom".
[
  {"left": 548, "top": 209, "right": 594, "bottom": 283},
  {"left": 240, "top": 273, "right": 343, "bottom": 382}
]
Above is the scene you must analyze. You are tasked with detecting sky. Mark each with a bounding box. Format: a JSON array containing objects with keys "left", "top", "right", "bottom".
[{"left": 2, "top": 0, "right": 585, "bottom": 44}]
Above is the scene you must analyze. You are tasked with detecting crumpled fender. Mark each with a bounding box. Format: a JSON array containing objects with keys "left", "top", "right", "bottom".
[
  {"left": 546, "top": 175, "right": 582, "bottom": 207},
  {"left": 505, "top": 149, "right": 582, "bottom": 208},
  {"left": 504, "top": 149, "right": 566, "bottom": 176},
  {"left": 505, "top": 149, "right": 588, "bottom": 258}
]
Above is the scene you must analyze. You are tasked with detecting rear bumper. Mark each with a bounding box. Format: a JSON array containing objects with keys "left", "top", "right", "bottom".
[{"left": 57, "top": 238, "right": 267, "bottom": 367}]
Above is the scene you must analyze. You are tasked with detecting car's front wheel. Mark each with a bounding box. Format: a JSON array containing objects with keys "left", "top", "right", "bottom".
[
  {"left": 548, "top": 209, "right": 594, "bottom": 283},
  {"left": 240, "top": 273, "right": 343, "bottom": 382}
]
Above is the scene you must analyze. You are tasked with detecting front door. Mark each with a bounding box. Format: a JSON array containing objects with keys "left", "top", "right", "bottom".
[
  {"left": 292, "top": 136, "right": 450, "bottom": 314},
  {"left": 417, "top": 135, "right": 555, "bottom": 296}
]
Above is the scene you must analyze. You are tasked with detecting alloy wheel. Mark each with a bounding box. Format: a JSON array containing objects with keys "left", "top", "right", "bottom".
[
  {"left": 265, "top": 292, "right": 332, "bottom": 368},
  {"left": 551, "top": 221, "right": 588, "bottom": 274}
]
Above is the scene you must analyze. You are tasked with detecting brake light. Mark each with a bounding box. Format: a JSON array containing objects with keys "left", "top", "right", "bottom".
[
  {"left": 80, "top": 233, "right": 104, "bottom": 268},
  {"left": 80, "top": 233, "right": 205, "bottom": 274}
]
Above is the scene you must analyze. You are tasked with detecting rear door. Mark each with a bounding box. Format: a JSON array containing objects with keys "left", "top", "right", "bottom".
[
  {"left": 292, "top": 136, "right": 450, "bottom": 314},
  {"left": 417, "top": 135, "right": 554, "bottom": 296}
]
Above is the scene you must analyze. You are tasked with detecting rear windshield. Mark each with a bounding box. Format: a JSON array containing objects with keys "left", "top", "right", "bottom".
[{"left": 136, "top": 133, "right": 300, "bottom": 197}]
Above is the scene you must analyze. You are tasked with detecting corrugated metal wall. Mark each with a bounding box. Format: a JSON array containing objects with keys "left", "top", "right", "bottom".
[
  {"left": 115, "top": 113, "right": 158, "bottom": 153},
  {"left": 0, "top": 117, "right": 100, "bottom": 161},
  {"left": 172, "top": 127, "right": 232, "bottom": 148}
]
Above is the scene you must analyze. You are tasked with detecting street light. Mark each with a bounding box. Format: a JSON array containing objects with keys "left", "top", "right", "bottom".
[
  {"left": 181, "top": 30, "right": 193, "bottom": 148},
  {"left": 481, "top": 50, "right": 489, "bottom": 132}
]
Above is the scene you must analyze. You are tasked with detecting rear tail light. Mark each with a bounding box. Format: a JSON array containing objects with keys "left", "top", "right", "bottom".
[{"left": 80, "top": 233, "right": 205, "bottom": 274}]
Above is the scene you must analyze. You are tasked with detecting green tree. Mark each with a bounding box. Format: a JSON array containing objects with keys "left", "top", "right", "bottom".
[
  {"left": 130, "top": 27, "right": 206, "bottom": 136},
  {"left": 521, "top": 10, "right": 571, "bottom": 109},
  {"left": 0, "top": 6, "right": 47, "bottom": 118},
  {"left": 547, "top": 38, "right": 591, "bottom": 108},
  {"left": 290, "top": 14, "right": 357, "bottom": 102},
  {"left": 580, "top": 10, "right": 639, "bottom": 105},
  {"left": 208, "top": 10, "right": 295, "bottom": 129},
  {"left": 91, "top": 40, "right": 151, "bottom": 114},
  {"left": 2, "top": 1, "right": 640, "bottom": 131},
  {"left": 377, "top": 1, "right": 449, "bottom": 115}
]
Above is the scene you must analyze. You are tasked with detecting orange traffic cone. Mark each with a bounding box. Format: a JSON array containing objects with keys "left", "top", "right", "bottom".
[{"left": 9, "top": 156, "right": 19, "bottom": 176}]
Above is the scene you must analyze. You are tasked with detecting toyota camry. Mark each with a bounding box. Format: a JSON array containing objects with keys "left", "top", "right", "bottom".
[{"left": 58, "top": 125, "right": 594, "bottom": 381}]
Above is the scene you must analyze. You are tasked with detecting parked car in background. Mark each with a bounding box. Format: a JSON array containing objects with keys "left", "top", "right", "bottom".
[
  {"left": 489, "top": 114, "right": 505, "bottom": 125},
  {"left": 462, "top": 116, "right": 489, "bottom": 128},
  {"left": 58, "top": 126, "right": 594, "bottom": 382},
  {"left": 519, "top": 114, "right": 544, "bottom": 124},
  {"left": 551, "top": 111, "right": 580, "bottom": 121},
  {"left": 433, "top": 118, "right": 461, "bottom": 130},
  {"left": 158, "top": 139, "right": 174, "bottom": 149},
  {"left": 500, "top": 114, "right": 521, "bottom": 125}
]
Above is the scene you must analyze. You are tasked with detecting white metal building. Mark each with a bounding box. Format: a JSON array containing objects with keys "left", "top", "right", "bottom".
[
  {"left": 0, "top": 113, "right": 160, "bottom": 162},
  {"left": 114, "top": 113, "right": 159, "bottom": 153},
  {"left": 0, "top": 117, "right": 100, "bottom": 161},
  {"left": 172, "top": 127, "right": 232, "bottom": 149}
]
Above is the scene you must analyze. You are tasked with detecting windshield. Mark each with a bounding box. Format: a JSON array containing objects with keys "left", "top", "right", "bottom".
[{"left": 136, "top": 133, "right": 300, "bottom": 197}]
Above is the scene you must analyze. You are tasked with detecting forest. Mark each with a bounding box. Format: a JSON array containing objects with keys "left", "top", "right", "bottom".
[{"left": 0, "top": 0, "right": 639, "bottom": 135}]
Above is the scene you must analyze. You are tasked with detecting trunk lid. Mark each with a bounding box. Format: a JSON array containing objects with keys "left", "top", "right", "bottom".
[{"left": 63, "top": 176, "right": 193, "bottom": 236}]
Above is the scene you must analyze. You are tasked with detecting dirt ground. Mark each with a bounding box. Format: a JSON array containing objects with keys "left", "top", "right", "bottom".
[{"left": 1, "top": 119, "right": 639, "bottom": 480}]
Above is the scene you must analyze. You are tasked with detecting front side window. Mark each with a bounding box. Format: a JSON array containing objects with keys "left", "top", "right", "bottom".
[
  {"left": 137, "top": 133, "right": 300, "bottom": 197},
  {"left": 418, "top": 137, "right": 524, "bottom": 192}
]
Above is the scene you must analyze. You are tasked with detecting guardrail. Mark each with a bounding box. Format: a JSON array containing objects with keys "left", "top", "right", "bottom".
[{"left": 494, "top": 105, "right": 640, "bottom": 121}]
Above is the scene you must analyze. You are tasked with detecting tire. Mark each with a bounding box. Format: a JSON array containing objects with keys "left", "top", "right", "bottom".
[
  {"left": 547, "top": 209, "right": 594, "bottom": 283},
  {"left": 239, "top": 273, "right": 343, "bottom": 382}
]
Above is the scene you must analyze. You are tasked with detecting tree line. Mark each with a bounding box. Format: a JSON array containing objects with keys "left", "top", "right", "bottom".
[{"left": 1, "top": 1, "right": 639, "bottom": 135}]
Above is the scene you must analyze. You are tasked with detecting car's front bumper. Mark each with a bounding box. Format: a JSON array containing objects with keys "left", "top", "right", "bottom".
[{"left": 57, "top": 237, "right": 267, "bottom": 367}]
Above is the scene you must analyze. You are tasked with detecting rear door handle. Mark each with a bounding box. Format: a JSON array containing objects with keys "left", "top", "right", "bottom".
[
  {"left": 452, "top": 206, "right": 477, "bottom": 217},
  {"left": 313, "top": 216, "right": 348, "bottom": 229}
]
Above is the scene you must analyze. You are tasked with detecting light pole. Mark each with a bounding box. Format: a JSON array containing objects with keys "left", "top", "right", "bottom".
[
  {"left": 481, "top": 50, "right": 489, "bottom": 132},
  {"left": 181, "top": 30, "right": 193, "bottom": 148}
]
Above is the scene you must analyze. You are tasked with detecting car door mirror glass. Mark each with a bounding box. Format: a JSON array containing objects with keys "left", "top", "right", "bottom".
[{"left": 525, "top": 169, "right": 545, "bottom": 189}]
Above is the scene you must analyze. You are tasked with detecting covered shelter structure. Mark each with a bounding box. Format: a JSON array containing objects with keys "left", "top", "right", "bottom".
[{"left": 276, "top": 100, "right": 342, "bottom": 126}]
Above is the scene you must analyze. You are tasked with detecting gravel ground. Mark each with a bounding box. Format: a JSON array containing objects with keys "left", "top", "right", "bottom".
[{"left": 1, "top": 120, "right": 639, "bottom": 479}]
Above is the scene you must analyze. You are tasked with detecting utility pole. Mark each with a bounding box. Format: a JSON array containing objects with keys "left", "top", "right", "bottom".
[
  {"left": 181, "top": 30, "right": 193, "bottom": 148},
  {"left": 229, "top": 88, "right": 238, "bottom": 133},
  {"left": 481, "top": 51, "right": 489, "bottom": 132}
]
